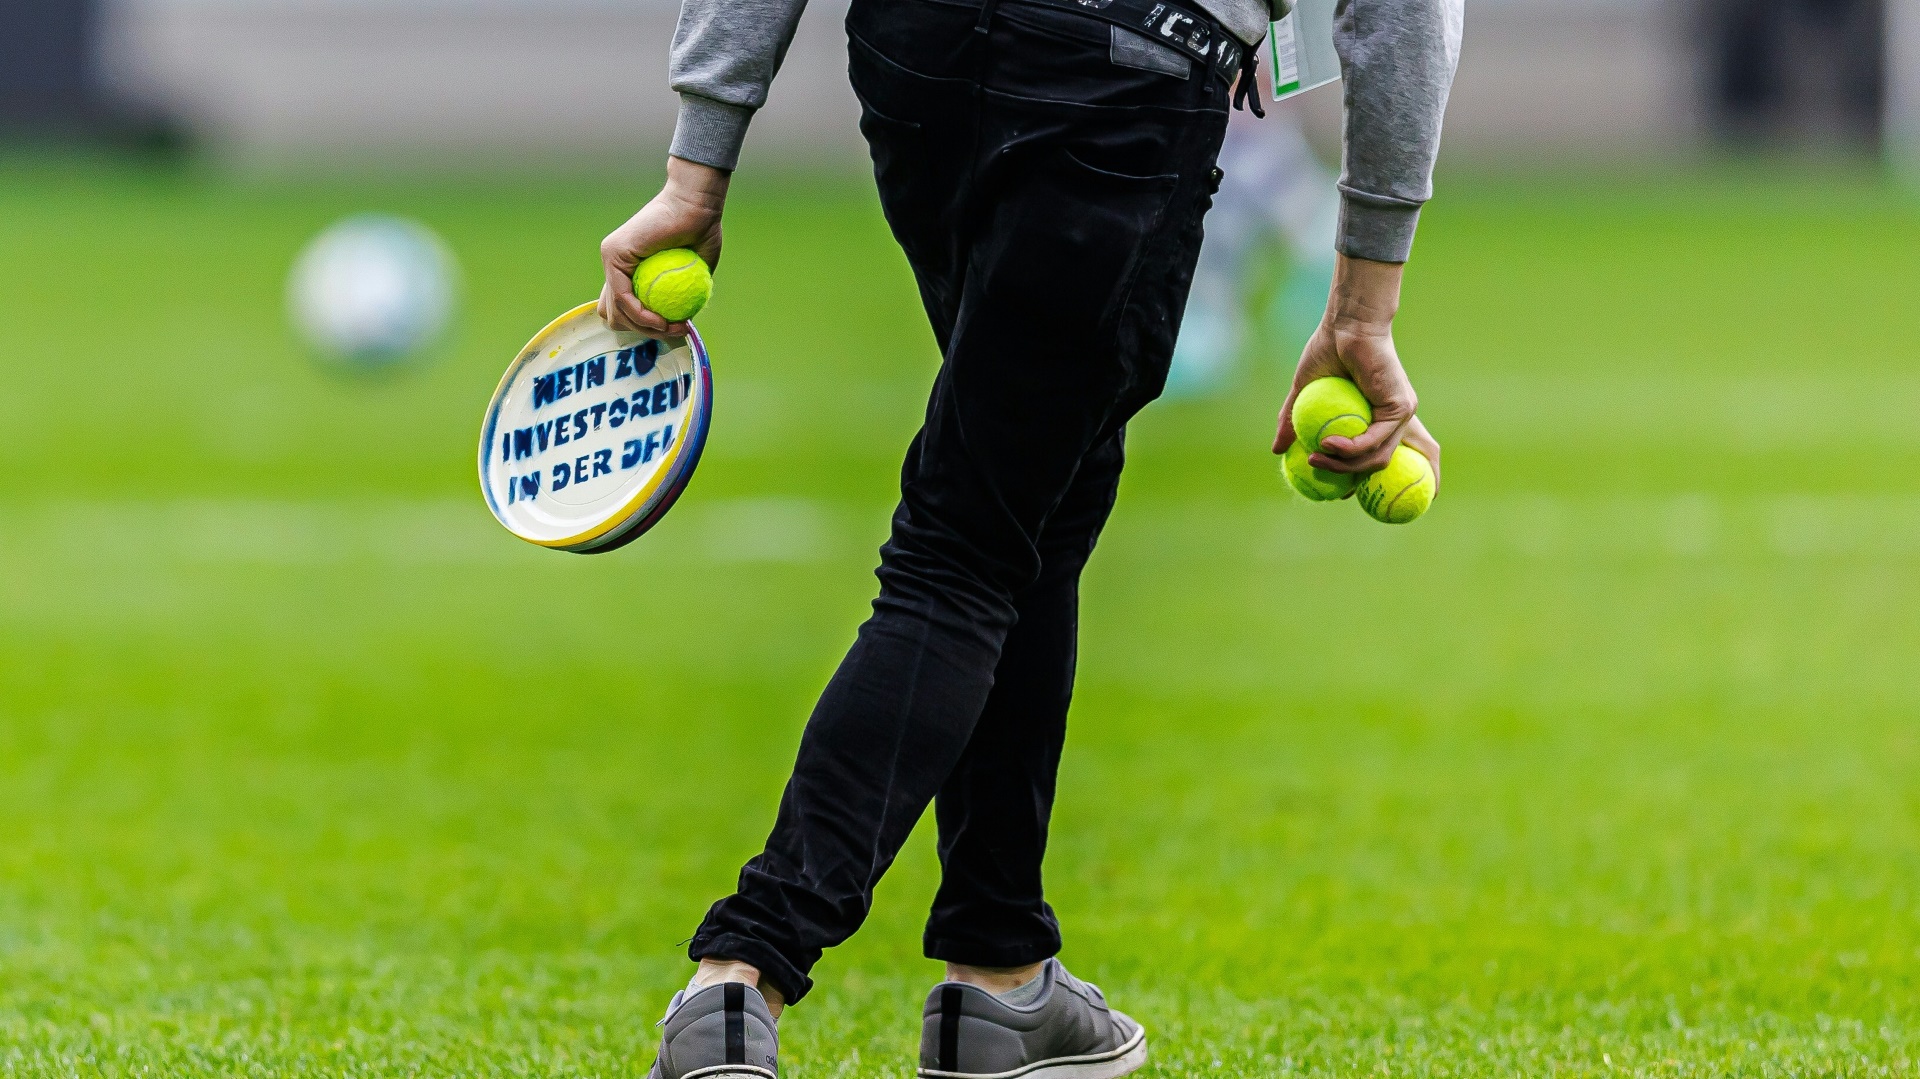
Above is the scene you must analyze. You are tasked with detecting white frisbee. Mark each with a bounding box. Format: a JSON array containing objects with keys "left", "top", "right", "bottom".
[{"left": 479, "top": 301, "right": 712, "bottom": 554}]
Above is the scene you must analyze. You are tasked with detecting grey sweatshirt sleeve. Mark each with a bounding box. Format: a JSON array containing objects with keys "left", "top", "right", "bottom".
[
  {"left": 1332, "top": 0, "right": 1464, "bottom": 262},
  {"left": 667, "top": 0, "right": 811, "bottom": 171}
]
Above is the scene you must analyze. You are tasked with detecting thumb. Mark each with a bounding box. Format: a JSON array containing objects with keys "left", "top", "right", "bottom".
[{"left": 1316, "top": 414, "right": 1407, "bottom": 465}]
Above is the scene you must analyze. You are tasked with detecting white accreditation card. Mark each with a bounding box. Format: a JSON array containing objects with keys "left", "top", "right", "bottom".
[{"left": 1268, "top": 0, "right": 1340, "bottom": 101}]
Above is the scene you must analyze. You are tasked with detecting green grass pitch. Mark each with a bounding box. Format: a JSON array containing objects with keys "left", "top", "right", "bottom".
[{"left": 2, "top": 157, "right": 1919, "bottom": 1076}]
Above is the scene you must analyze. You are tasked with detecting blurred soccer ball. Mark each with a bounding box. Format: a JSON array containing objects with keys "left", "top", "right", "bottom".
[{"left": 288, "top": 214, "right": 458, "bottom": 368}]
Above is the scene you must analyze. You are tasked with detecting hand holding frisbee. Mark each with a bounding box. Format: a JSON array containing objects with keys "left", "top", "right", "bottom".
[
  {"left": 490, "top": 164, "right": 725, "bottom": 555},
  {"left": 481, "top": 239, "right": 717, "bottom": 554},
  {"left": 485, "top": 159, "right": 725, "bottom": 555}
]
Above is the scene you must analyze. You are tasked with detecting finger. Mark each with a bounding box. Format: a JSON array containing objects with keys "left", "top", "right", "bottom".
[
  {"left": 602, "top": 233, "right": 644, "bottom": 278},
  {"left": 604, "top": 294, "right": 639, "bottom": 333},
  {"left": 1272, "top": 388, "right": 1301, "bottom": 455},
  {"left": 601, "top": 254, "right": 644, "bottom": 331},
  {"left": 632, "top": 309, "right": 671, "bottom": 336},
  {"left": 606, "top": 292, "right": 649, "bottom": 334},
  {"left": 1316, "top": 414, "right": 1408, "bottom": 468},
  {"left": 1311, "top": 422, "right": 1406, "bottom": 474},
  {"left": 605, "top": 258, "right": 638, "bottom": 300},
  {"left": 620, "top": 296, "right": 659, "bottom": 329},
  {"left": 617, "top": 293, "right": 677, "bottom": 338},
  {"left": 1311, "top": 437, "right": 1402, "bottom": 474}
]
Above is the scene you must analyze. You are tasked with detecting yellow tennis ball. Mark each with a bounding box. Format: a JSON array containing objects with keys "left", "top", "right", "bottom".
[
  {"left": 1290, "top": 377, "right": 1372, "bottom": 453},
  {"left": 631, "top": 248, "right": 712, "bottom": 322},
  {"left": 1280, "top": 438, "right": 1356, "bottom": 501},
  {"left": 1356, "top": 444, "right": 1436, "bottom": 524}
]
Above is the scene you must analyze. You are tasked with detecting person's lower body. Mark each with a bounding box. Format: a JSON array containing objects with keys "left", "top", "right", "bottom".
[{"left": 670, "top": 0, "right": 1229, "bottom": 1048}]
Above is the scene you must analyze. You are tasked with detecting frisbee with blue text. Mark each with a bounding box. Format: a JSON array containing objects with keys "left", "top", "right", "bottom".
[{"left": 479, "top": 301, "right": 711, "bottom": 554}]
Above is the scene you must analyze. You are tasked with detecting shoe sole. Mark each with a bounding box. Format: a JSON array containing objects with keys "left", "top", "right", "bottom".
[
  {"left": 680, "top": 1068, "right": 776, "bottom": 1079},
  {"left": 916, "top": 1026, "right": 1147, "bottom": 1079}
]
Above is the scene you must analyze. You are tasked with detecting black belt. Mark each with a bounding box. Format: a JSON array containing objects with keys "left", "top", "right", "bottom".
[{"left": 1020, "top": 0, "right": 1265, "bottom": 112}]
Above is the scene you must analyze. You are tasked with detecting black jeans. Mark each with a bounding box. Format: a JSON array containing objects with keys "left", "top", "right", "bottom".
[{"left": 690, "top": 0, "right": 1230, "bottom": 1004}]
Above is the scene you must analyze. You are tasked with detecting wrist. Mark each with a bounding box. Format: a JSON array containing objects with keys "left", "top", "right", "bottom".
[
  {"left": 1322, "top": 252, "right": 1403, "bottom": 335},
  {"left": 665, "top": 156, "right": 731, "bottom": 212}
]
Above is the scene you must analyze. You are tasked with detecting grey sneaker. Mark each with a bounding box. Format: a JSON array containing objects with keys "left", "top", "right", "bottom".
[
  {"left": 918, "top": 959, "right": 1147, "bottom": 1079},
  {"left": 647, "top": 981, "right": 779, "bottom": 1079}
]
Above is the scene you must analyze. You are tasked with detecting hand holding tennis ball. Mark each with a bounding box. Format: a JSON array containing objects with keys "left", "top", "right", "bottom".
[
  {"left": 1273, "top": 255, "right": 1439, "bottom": 521},
  {"left": 596, "top": 156, "right": 727, "bottom": 336},
  {"left": 1280, "top": 376, "right": 1437, "bottom": 523},
  {"left": 631, "top": 248, "right": 713, "bottom": 322}
]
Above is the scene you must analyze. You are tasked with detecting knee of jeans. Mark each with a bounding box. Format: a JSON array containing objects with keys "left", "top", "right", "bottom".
[{"left": 876, "top": 533, "right": 1036, "bottom": 629}]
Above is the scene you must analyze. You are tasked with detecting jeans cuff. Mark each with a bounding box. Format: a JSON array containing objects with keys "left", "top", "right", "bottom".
[
  {"left": 689, "top": 931, "right": 814, "bottom": 1005},
  {"left": 923, "top": 934, "right": 1062, "bottom": 968}
]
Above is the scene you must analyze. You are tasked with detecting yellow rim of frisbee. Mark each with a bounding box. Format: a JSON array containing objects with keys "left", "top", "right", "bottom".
[{"left": 479, "top": 300, "right": 704, "bottom": 550}]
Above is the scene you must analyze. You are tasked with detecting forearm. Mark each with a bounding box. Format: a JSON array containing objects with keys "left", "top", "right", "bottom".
[
  {"left": 668, "top": 0, "right": 811, "bottom": 170},
  {"left": 1332, "top": 0, "right": 1464, "bottom": 262}
]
